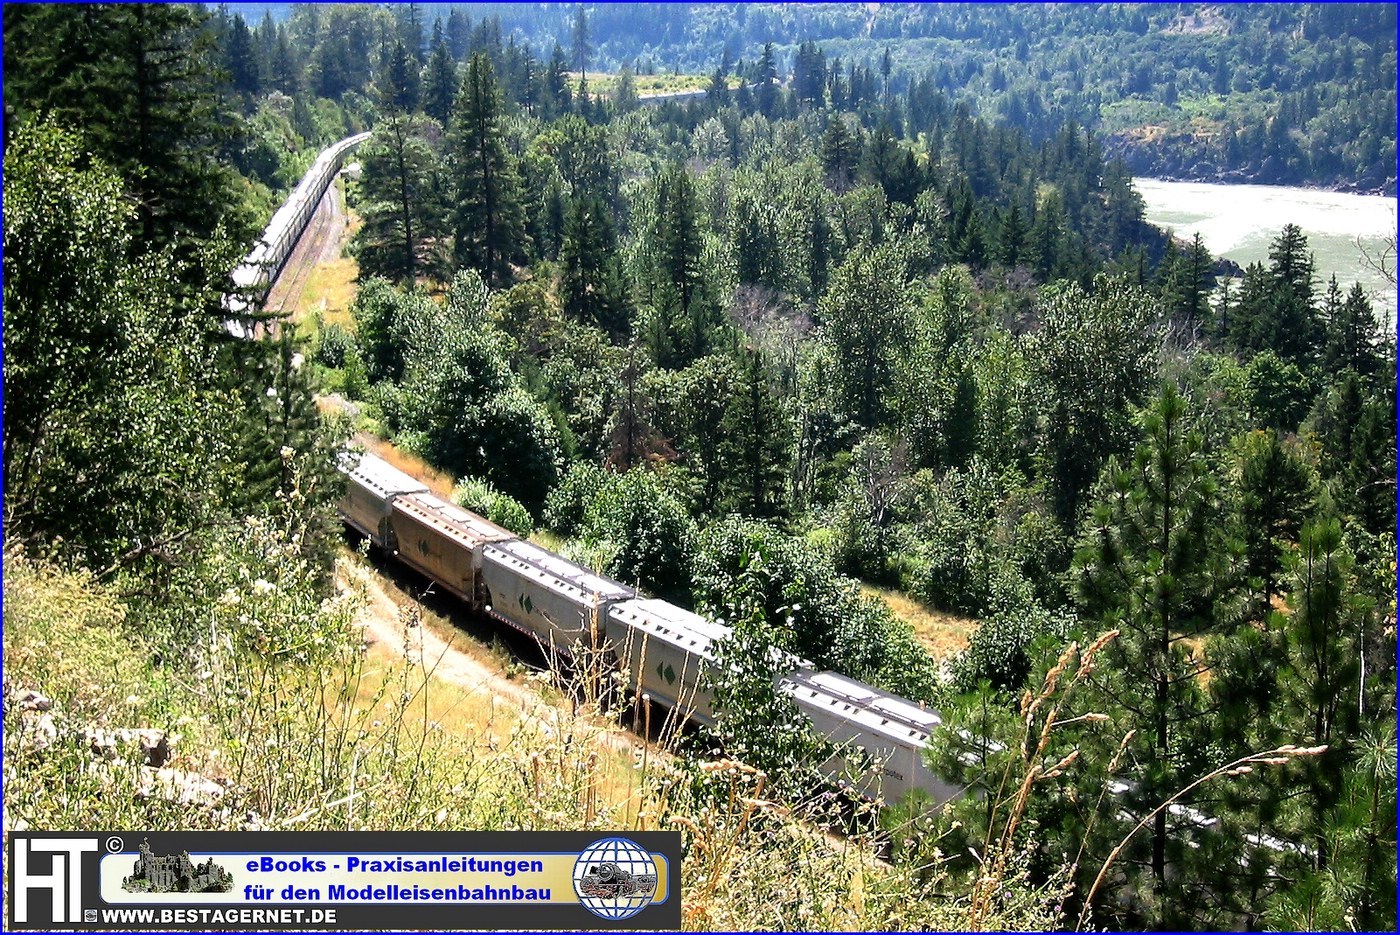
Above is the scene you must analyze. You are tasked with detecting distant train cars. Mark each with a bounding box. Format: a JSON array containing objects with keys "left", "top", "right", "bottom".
[
  {"left": 337, "top": 450, "right": 954, "bottom": 807},
  {"left": 224, "top": 131, "right": 371, "bottom": 335}
]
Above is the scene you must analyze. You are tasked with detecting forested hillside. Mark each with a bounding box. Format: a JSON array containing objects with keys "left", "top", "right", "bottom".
[
  {"left": 229, "top": 2, "right": 1399, "bottom": 191},
  {"left": 3, "top": 4, "right": 1395, "bottom": 932}
]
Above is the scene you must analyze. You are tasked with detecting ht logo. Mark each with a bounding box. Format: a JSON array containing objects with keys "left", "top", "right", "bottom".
[{"left": 11, "top": 838, "right": 98, "bottom": 923}]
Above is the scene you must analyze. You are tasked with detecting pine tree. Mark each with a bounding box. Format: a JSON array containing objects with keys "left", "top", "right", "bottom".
[
  {"left": 224, "top": 12, "right": 261, "bottom": 98},
  {"left": 1234, "top": 429, "right": 1316, "bottom": 612},
  {"left": 820, "top": 116, "right": 856, "bottom": 191},
  {"left": 355, "top": 115, "right": 450, "bottom": 284},
  {"left": 382, "top": 37, "right": 421, "bottom": 112},
  {"left": 645, "top": 163, "right": 712, "bottom": 363},
  {"left": 614, "top": 64, "right": 639, "bottom": 113},
  {"left": 559, "top": 194, "right": 631, "bottom": 340},
  {"left": 1071, "top": 384, "right": 1228, "bottom": 918},
  {"left": 450, "top": 53, "right": 528, "bottom": 285},
  {"left": 544, "top": 43, "right": 572, "bottom": 118},
  {"left": 570, "top": 4, "right": 591, "bottom": 78},
  {"left": 1159, "top": 232, "right": 1215, "bottom": 328},
  {"left": 422, "top": 34, "right": 457, "bottom": 127},
  {"left": 4, "top": 3, "right": 250, "bottom": 259},
  {"left": 1275, "top": 518, "right": 1369, "bottom": 872},
  {"left": 719, "top": 347, "right": 795, "bottom": 518},
  {"left": 996, "top": 202, "right": 1028, "bottom": 267},
  {"left": 1326, "top": 280, "right": 1384, "bottom": 375},
  {"left": 755, "top": 42, "right": 778, "bottom": 116}
]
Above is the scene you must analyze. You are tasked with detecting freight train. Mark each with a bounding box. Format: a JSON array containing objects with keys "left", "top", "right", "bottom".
[
  {"left": 224, "top": 131, "right": 372, "bottom": 336},
  {"left": 337, "top": 450, "right": 959, "bottom": 807}
]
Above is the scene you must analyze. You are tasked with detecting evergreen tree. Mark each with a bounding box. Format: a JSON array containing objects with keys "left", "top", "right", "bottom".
[
  {"left": 1261, "top": 515, "right": 1392, "bottom": 928},
  {"left": 755, "top": 42, "right": 778, "bottom": 116},
  {"left": 719, "top": 347, "right": 795, "bottom": 519},
  {"left": 570, "top": 4, "right": 591, "bottom": 78},
  {"left": 1159, "top": 232, "right": 1215, "bottom": 328},
  {"left": 996, "top": 202, "right": 1028, "bottom": 267},
  {"left": 224, "top": 12, "right": 261, "bottom": 98},
  {"left": 450, "top": 53, "right": 528, "bottom": 285},
  {"left": 422, "top": 35, "right": 457, "bottom": 127},
  {"left": 544, "top": 43, "right": 572, "bottom": 118},
  {"left": 4, "top": 3, "right": 250, "bottom": 262},
  {"left": 1268, "top": 222, "right": 1316, "bottom": 309},
  {"left": 793, "top": 40, "right": 826, "bottom": 105},
  {"left": 1233, "top": 429, "right": 1316, "bottom": 612},
  {"left": 1071, "top": 384, "right": 1230, "bottom": 923},
  {"left": 820, "top": 116, "right": 857, "bottom": 191},
  {"left": 1325, "top": 280, "right": 1385, "bottom": 375},
  {"left": 644, "top": 163, "right": 713, "bottom": 364},
  {"left": 606, "top": 343, "right": 666, "bottom": 471},
  {"left": 355, "top": 115, "right": 451, "bottom": 284},
  {"left": 382, "top": 37, "right": 421, "bottom": 112},
  {"left": 559, "top": 194, "right": 631, "bottom": 340},
  {"left": 614, "top": 64, "right": 639, "bottom": 113}
]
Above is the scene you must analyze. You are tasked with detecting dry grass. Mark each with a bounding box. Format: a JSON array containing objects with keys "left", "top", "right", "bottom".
[
  {"left": 294, "top": 257, "right": 361, "bottom": 329},
  {"left": 862, "top": 584, "right": 979, "bottom": 661},
  {"left": 351, "top": 432, "right": 458, "bottom": 499},
  {"left": 571, "top": 71, "right": 723, "bottom": 96},
  {"left": 292, "top": 192, "right": 361, "bottom": 329}
]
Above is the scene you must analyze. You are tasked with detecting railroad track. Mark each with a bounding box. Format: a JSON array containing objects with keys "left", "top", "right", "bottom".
[{"left": 263, "top": 182, "right": 344, "bottom": 320}]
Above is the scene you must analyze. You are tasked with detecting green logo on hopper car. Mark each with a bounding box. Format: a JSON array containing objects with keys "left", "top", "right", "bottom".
[
  {"left": 656, "top": 662, "right": 676, "bottom": 685},
  {"left": 520, "top": 593, "right": 534, "bottom": 614}
]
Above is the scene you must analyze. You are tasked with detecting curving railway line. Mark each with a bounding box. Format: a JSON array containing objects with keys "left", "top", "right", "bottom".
[{"left": 239, "top": 134, "right": 1307, "bottom": 857}]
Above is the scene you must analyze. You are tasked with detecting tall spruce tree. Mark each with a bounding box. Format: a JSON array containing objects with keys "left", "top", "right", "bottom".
[
  {"left": 559, "top": 193, "right": 631, "bottom": 340},
  {"left": 3, "top": 3, "right": 250, "bottom": 267},
  {"left": 422, "top": 33, "right": 457, "bottom": 126},
  {"left": 1233, "top": 428, "right": 1316, "bottom": 612},
  {"left": 450, "top": 52, "right": 528, "bottom": 285},
  {"left": 719, "top": 347, "right": 795, "bottom": 518},
  {"left": 355, "top": 115, "right": 450, "bottom": 284}
]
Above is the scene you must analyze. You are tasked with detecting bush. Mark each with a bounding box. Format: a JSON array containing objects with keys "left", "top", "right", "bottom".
[
  {"left": 313, "top": 322, "right": 354, "bottom": 369},
  {"left": 580, "top": 468, "right": 695, "bottom": 599},
  {"left": 544, "top": 462, "right": 608, "bottom": 536},
  {"left": 452, "top": 477, "right": 534, "bottom": 537},
  {"left": 694, "top": 517, "right": 941, "bottom": 703},
  {"left": 950, "top": 603, "right": 1073, "bottom": 693}
]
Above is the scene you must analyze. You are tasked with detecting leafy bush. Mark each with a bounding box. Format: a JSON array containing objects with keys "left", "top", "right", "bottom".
[
  {"left": 694, "top": 516, "right": 940, "bottom": 703},
  {"left": 949, "top": 603, "right": 1074, "bottom": 693},
  {"left": 544, "top": 462, "right": 608, "bottom": 536},
  {"left": 452, "top": 477, "right": 534, "bottom": 536},
  {"left": 313, "top": 322, "right": 354, "bottom": 369},
  {"left": 579, "top": 468, "right": 695, "bottom": 599}
]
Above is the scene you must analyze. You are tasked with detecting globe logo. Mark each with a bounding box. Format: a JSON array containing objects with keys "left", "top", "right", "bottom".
[{"left": 571, "top": 837, "right": 659, "bottom": 921}]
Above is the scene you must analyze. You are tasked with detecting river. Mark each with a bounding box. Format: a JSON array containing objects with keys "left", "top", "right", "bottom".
[{"left": 1133, "top": 177, "right": 1398, "bottom": 328}]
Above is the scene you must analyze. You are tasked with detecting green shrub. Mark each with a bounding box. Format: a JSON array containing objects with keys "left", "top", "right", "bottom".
[
  {"left": 452, "top": 477, "right": 534, "bottom": 536},
  {"left": 580, "top": 468, "right": 695, "bottom": 599},
  {"left": 949, "top": 603, "right": 1073, "bottom": 693},
  {"left": 543, "top": 461, "right": 607, "bottom": 536},
  {"left": 313, "top": 322, "right": 354, "bottom": 369}
]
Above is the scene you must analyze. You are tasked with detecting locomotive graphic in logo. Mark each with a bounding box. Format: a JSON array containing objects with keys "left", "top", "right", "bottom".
[{"left": 571, "top": 837, "right": 658, "bottom": 921}]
